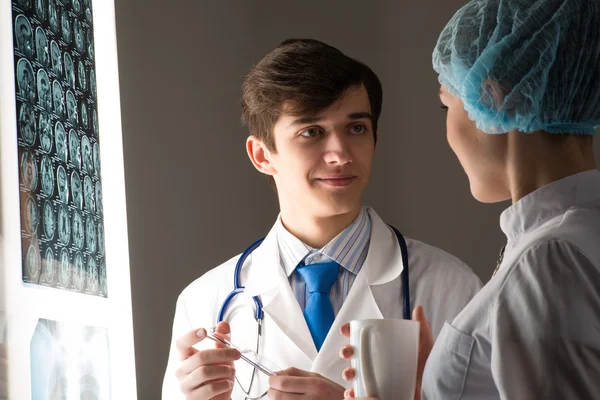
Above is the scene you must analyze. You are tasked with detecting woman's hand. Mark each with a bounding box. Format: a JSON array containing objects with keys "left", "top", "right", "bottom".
[{"left": 339, "top": 306, "right": 434, "bottom": 400}]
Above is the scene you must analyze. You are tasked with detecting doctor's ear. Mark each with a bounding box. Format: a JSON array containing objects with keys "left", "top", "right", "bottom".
[{"left": 246, "top": 135, "right": 277, "bottom": 176}]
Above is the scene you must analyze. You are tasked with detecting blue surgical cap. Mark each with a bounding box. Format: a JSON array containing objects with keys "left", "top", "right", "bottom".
[{"left": 433, "top": 0, "right": 600, "bottom": 135}]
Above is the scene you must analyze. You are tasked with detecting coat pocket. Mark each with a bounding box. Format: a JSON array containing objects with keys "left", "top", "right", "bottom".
[{"left": 422, "top": 321, "right": 474, "bottom": 400}]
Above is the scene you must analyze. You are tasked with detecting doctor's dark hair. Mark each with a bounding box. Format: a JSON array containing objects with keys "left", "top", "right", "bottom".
[{"left": 241, "top": 38, "right": 383, "bottom": 151}]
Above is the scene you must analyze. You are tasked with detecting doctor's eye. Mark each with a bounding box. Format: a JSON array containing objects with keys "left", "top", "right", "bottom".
[
  {"left": 299, "top": 127, "right": 322, "bottom": 138},
  {"left": 349, "top": 124, "right": 366, "bottom": 135},
  {"left": 440, "top": 105, "right": 449, "bottom": 111}
]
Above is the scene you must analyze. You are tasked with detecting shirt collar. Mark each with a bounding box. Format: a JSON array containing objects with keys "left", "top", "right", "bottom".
[
  {"left": 276, "top": 205, "right": 371, "bottom": 277},
  {"left": 500, "top": 169, "right": 600, "bottom": 240}
]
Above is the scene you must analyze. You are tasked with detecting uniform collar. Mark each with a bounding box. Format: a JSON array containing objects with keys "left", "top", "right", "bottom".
[
  {"left": 275, "top": 205, "right": 371, "bottom": 276},
  {"left": 500, "top": 169, "right": 600, "bottom": 240},
  {"left": 243, "top": 207, "right": 402, "bottom": 298}
]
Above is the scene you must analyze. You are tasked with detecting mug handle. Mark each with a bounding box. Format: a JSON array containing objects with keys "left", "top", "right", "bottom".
[{"left": 360, "top": 325, "right": 378, "bottom": 397}]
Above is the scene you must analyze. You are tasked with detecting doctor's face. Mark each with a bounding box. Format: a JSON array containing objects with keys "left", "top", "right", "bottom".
[
  {"left": 439, "top": 86, "right": 510, "bottom": 203},
  {"left": 262, "top": 85, "right": 375, "bottom": 218}
]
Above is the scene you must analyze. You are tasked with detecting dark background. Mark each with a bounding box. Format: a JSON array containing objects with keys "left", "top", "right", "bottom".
[{"left": 113, "top": 1, "right": 600, "bottom": 397}]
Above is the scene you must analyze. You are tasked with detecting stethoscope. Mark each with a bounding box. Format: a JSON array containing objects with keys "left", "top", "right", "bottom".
[{"left": 217, "top": 225, "right": 411, "bottom": 399}]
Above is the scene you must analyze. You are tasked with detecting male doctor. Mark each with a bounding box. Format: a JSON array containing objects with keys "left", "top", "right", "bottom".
[{"left": 162, "top": 39, "right": 482, "bottom": 399}]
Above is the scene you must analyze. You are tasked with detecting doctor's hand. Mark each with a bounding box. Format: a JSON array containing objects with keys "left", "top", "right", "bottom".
[
  {"left": 338, "top": 306, "right": 434, "bottom": 400},
  {"left": 175, "top": 321, "right": 241, "bottom": 400},
  {"left": 268, "top": 367, "right": 346, "bottom": 399}
]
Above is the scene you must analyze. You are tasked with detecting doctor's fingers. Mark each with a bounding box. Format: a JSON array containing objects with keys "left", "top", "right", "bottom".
[
  {"left": 275, "top": 367, "right": 319, "bottom": 377},
  {"left": 176, "top": 348, "right": 241, "bottom": 377},
  {"left": 266, "top": 389, "right": 307, "bottom": 399},
  {"left": 269, "top": 374, "right": 345, "bottom": 396},
  {"left": 215, "top": 321, "right": 230, "bottom": 335},
  {"left": 267, "top": 389, "right": 317, "bottom": 399},
  {"left": 180, "top": 378, "right": 234, "bottom": 400},
  {"left": 178, "top": 365, "right": 235, "bottom": 392},
  {"left": 213, "top": 321, "right": 231, "bottom": 350},
  {"left": 176, "top": 328, "right": 208, "bottom": 361},
  {"left": 268, "top": 388, "right": 343, "bottom": 400}
]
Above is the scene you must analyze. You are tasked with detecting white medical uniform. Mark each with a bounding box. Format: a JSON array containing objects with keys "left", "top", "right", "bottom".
[
  {"left": 162, "top": 208, "right": 482, "bottom": 399},
  {"left": 423, "top": 169, "right": 600, "bottom": 399}
]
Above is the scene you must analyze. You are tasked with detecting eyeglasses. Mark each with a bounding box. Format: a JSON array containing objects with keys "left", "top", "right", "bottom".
[{"left": 205, "top": 327, "right": 281, "bottom": 400}]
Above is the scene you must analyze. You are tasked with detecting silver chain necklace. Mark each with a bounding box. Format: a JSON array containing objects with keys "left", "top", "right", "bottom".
[{"left": 492, "top": 244, "right": 507, "bottom": 278}]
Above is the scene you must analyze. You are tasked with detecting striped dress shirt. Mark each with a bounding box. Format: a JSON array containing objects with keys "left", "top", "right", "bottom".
[{"left": 275, "top": 205, "right": 372, "bottom": 316}]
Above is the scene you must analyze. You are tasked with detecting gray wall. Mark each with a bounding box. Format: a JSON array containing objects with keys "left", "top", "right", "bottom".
[{"left": 114, "top": 1, "right": 600, "bottom": 398}]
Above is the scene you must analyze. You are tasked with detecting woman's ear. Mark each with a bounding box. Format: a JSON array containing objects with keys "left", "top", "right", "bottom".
[{"left": 481, "top": 78, "right": 508, "bottom": 110}]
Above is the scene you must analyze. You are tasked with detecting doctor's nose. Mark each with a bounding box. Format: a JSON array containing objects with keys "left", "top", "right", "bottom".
[{"left": 323, "top": 131, "right": 353, "bottom": 165}]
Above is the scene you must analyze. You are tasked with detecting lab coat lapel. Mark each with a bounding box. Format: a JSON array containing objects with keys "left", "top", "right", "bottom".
[
  {"left": 261, "top": 278, "right": 318, "bottom": 363},
  {"left": 311, "top": 209, "right": 404, "bottom": 376},
  {"left": 243, "top": 223, "right": 318, "bottom": 364},
  {"left": 311, "top": 270, "right": 381, "bottom": 375}
]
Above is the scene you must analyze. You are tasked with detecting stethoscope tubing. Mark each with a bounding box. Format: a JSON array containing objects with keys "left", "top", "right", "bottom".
[{"left": 218, "top": 225, "right": 411, "bottom": 324}]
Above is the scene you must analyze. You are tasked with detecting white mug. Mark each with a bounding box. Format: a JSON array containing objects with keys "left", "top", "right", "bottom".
[{"left": 350, "top": 319, "right": 420, "bottom": 400}]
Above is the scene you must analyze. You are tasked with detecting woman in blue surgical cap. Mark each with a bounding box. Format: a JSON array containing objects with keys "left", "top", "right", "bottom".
[{"left": 341, "top": 0, "right": 600, "bottom": 398}]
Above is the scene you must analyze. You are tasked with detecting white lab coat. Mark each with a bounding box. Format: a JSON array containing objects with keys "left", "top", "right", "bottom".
[
  {"left": 162, "top": 208, "right": 482, "bottom": 399},
  {"left": 422, "top": 170, "right": 600, "bottom": 399}
]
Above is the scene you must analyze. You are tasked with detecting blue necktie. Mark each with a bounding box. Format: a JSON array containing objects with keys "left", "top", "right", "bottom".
[{"left": 296, "top": 261, "right": 340, "bottom": 351}]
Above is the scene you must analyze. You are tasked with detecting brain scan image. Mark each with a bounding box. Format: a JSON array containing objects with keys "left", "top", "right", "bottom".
[
  {"left": 57, "top": 203, "right": 70, "bottom": 245},
  {"left": 43, "top": 200, "right": 56, "bottom": 240},
  {"left": 20, "top": 150, "right": 38, "bottom": 191}
]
